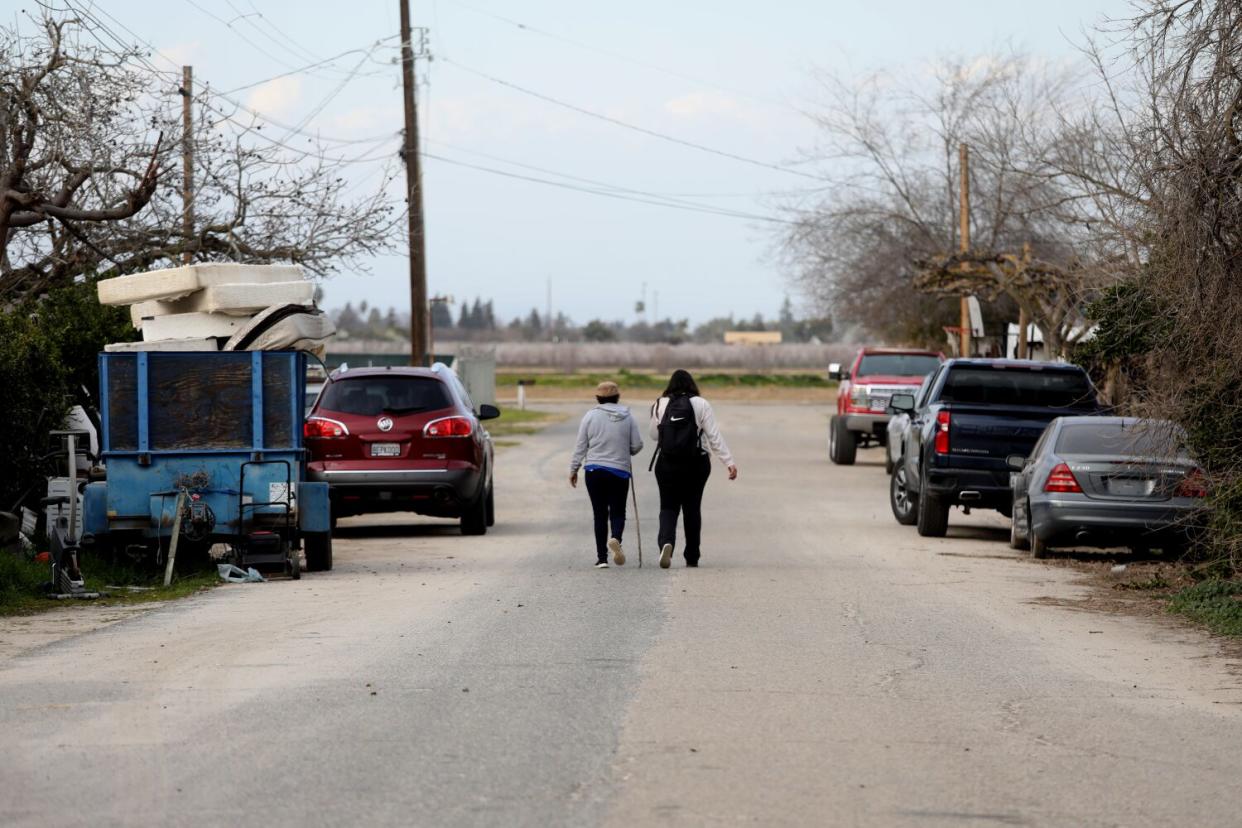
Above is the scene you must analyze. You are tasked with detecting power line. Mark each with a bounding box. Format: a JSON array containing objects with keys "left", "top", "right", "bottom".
[
  {"left": 445, "top": 0, "right": 804, "bottom": 116},
  {"left": 441, "top": 58, "right": 829, "bottom": 182},
  {"left": 421, "top": 151, "right": 795, "bottom": 225},
  {"left": 219, "top": 41, "right": 398, "bottom": 95},
  {"left": 424, "top": 139, "right": 808, "bottom": 208}
]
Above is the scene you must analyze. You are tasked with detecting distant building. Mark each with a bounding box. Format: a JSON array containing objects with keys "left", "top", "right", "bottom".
[{"left": 724, "top": 331, "right": 782, "bottom": 346}]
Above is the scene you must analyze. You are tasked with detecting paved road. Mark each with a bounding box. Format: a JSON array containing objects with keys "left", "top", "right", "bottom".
[{"left": 2, "top": 403, "right": 1241, "bottom": 827}]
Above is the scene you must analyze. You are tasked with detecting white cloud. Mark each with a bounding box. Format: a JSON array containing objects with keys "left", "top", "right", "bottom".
[{"left": 245, "top": 76, "right": 304, "bottom": 120}]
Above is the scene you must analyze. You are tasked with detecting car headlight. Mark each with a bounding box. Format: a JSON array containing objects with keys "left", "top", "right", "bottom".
[{"left": 849, "top": 385, "right": 870, "bottom": 408}]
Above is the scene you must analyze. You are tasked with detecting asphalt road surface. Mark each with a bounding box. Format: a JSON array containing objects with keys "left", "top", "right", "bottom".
[{"left": 3, "top": 403, "right": 1241, "bottom": 827}]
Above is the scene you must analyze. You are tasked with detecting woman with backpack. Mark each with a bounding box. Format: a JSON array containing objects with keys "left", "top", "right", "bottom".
[
  {"left": 570, "top": 380, "right": 644, "bottom": 569},
  {"left": 649, "top": 369, "right": 737, "bottom": 569}
]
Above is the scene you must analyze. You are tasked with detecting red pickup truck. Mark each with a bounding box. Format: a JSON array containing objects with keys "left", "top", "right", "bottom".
[{"left": 829, "top": 347, "right": 943, "bottom": 465}]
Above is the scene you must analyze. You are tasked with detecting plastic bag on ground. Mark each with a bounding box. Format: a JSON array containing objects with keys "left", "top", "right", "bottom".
[{"left": 217, "top": 563, "right": 266, "bottom": 583}]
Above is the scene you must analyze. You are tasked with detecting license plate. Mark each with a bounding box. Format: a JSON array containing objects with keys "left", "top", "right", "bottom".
[
  {"left": 1107, "top": 477, "right": 1154, "bottom": 497},
  {"left": 370, "top": 443, "right": 401, "bottom": 457}
]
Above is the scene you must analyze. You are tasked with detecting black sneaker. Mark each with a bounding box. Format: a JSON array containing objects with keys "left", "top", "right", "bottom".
[
  {"left": 594, "top": 561, "right": 609, "bottom": 569},
  {"left": 685, "top": 559, "right": 699, "bottom": 568}
]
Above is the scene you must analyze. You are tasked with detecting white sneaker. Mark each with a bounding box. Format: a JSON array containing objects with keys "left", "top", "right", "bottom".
[
  {"left": 608, "top": 537, "right": 625, "bottom": 566},
  {"left": 659, "top": 543, "right": 673, "bottom": 569},
  {"left": 594, "top": 561, "right": 609, "bottom": 569}
]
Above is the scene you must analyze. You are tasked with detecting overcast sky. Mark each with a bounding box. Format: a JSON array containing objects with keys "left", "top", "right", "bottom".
[{"left": 81, "top": 1, "right": 1130, "bottom": 324}]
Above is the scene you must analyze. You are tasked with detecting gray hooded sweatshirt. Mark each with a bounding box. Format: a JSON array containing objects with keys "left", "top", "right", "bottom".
[{"left": 569, "top": 403, "right": 644, "bottom": 475}]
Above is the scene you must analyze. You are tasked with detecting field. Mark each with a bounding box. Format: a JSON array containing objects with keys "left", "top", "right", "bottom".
[{"left": 495, "top": 369, "right": 838, "bottom": 403}]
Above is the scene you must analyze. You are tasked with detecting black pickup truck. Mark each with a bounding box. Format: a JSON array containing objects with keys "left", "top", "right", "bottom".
[{"left": 888, "top": 359, "right": 1102, "bottom": 537}]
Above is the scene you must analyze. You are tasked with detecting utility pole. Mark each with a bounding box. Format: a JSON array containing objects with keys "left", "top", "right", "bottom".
[
  {"left": 181, "top": 66, "right": 194, "bottom": 265},
  {"left": 546, "top": 276, "right": 552, "bottom": 340},
  {"left": 1016, "top": 241, "right": 1031, "bottom": 359},
  {"left": 400, "top": 0, "right": 429, "bottom": 366},
  {"left": 958, "top": 143, "right": 972, "bottom": 358}
]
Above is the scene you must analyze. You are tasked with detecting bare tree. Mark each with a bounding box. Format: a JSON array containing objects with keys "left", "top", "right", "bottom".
[
  {"left": 913, "top": 246, "right": 1100, "bottom": 358},
  {"left": 0, "top": 13, "right": 398, "bottom": 303},
  {"left": 783, "top": 53, "right": 1099, "bottom": 346}
]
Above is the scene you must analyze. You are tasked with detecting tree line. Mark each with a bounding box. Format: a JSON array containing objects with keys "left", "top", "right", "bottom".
[{"left": 331, "top": 296, "right": 833, "bottom": 344}]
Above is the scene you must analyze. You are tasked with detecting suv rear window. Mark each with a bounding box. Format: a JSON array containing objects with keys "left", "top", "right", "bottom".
[
  {"left": 1056, "top": 422, "right": 1189, "bottom": 458},
  {"left": 857, "top": 354, "right": 941, "bottom": 376},
  {"left": 940, "top": 367, "right": 1096, "bottom": 409},
  {"left": 319, "top": 376, "right": 452, "bottom": 416}
]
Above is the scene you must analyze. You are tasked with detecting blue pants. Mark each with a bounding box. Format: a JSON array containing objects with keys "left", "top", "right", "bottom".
[{"left": 585, "top": 469, "right": 629, "bottom": 561}]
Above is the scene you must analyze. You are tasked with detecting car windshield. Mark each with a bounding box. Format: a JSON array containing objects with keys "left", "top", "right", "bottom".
[
  {"left": 1056, "top": 422, "right": 1190, "bottom": 458},
  {"left": 318, "top": 376, "right": 451, "bottom": 416},
  {"left": 940, "top": 367, "right": 1096, "bottom": 408},
  {"left": 857, "top": 354, "right": 941, "bottom": 377}
]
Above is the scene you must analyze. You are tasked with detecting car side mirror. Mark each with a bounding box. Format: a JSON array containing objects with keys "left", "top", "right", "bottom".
[
  {"left": 889, "top": 393, "right": 915, "bottom": 413},
  {"left": 1006, "top": 454, "right": 1026, "bottom": 471},
  {"left": 828, "top": 362, "right": 842, "bottom": 381},
  {"left": 477, "top": 404, "right": 501, "bottom": 421}
]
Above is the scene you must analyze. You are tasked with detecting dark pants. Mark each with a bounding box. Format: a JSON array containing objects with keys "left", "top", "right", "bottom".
[
  {"left": 585, "top": 469, "right": 629, "bottom": 561},
  {"left": 655, "top": 453, "right": 712, "bottom": 563}
]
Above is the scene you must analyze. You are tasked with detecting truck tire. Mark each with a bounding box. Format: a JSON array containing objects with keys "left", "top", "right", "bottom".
[
  {"left": 889, "top": 462, "right": 919, "bottom": 525},
  {"left": 915, "top": 473, "right": 950, "bottom": 537},
  {"left": 304, "top": 532, "right": 333, "bottom": 572},
  {"left": 829, "top": 416, "right": 857, "bottom": 466},
  {"left": 461, "top": 489, "right": 488, "bottom": 536}
]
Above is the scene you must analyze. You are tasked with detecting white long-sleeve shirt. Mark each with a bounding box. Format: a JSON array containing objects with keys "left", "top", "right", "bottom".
[{"left": 649, "top": 396, "right": 735, "bottom": 467}]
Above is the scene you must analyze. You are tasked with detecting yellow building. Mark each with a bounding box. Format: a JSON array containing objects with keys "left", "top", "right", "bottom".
[{"left": 723, "top": 331, "right": 783, "bottom": 345}]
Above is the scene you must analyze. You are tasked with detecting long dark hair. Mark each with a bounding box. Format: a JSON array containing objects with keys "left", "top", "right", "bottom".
[{"left": 661, "top": 369, "right": 700, "bottom": 398}]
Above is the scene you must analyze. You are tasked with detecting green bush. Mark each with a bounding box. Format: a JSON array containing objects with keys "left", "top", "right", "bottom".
[
  {"left": 0, "top": 281, "right": 136, "bottom": 510},
  {"left": 1168, "top": 579, "right": 1242, "bottom": 637}
]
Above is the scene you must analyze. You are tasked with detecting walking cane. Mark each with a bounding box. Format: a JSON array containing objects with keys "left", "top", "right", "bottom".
[{"left": 630, "top": 476, "right": 643, "bottom": 568}]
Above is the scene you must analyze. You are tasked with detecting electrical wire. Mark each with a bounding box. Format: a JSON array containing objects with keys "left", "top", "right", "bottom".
[
  {"left": 421, "top": 151, "right": 795, "bottom": 225},
  {"left": 426, "top": 139, "right": 825, "bottom": 202},
  {"left": 445, "top": 0, "right": 804, "bottom": 116},
  {"left": 441, "top": 58, "right": 829, "bottom": 182}
]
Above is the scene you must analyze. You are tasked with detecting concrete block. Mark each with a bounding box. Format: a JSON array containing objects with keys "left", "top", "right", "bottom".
[
  {"left": 130, "top": 280, "right": 315, "bottom": 328},
  {"left": 140, "top": 312, "right": 250, "bottom": 342},
  {"left": 98, "top": 263, "right": 306, "bottom": 306}
]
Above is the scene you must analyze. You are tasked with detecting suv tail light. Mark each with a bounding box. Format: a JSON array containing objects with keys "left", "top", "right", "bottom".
[
  {"left": 425, "top": 416, "right": 473, "bottom": 438},
  {"left": 933, "top": 410, "right": 951, "bottom": 454},
  {"left": 1044, "top": 462, "right": 1083, "bottom": 493},
  {"left": 304, "top": 416, "right": 349, "bottom": 439},
  {"left": 1175, "top": 468, "right": 1208, "bottom": 498}
]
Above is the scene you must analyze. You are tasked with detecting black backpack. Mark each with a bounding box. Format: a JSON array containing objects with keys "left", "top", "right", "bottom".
[{"left": 651, "top": 394, "right": 701, "bottom": 469}]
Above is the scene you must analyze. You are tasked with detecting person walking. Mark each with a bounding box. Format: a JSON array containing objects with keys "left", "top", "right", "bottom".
[
  {"left": 649, "top": 369, "right": 737, "bottom": 569},
  {"left": 570, "top": 381, "right": 644, "bottom": 569}
]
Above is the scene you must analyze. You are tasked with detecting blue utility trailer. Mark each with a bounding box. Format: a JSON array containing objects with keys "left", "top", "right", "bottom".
[{"left": 81, "top": 350, "right": 332, "bottom": 576}]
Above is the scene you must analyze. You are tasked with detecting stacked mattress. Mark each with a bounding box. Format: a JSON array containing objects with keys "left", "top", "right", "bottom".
[{"left": 96, "top": 263, "right": 335, "bottom": 356}]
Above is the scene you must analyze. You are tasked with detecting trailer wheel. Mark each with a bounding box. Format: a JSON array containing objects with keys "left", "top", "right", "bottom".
[{"left": 304, "top": 532, "right": 333, "bottom": 572}]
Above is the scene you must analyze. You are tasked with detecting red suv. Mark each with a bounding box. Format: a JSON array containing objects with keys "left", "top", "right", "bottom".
[
  {"left": 828, "top": 348, "right": 942, "bottom": 465},
  {"left": 305, "top": 364, "right": 499, "bottom": 534}
]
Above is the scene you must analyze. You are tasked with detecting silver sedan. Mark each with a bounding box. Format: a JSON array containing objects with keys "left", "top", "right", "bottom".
[{"left": 1008, "top": 416, "right": 1206, "bottom": 557}]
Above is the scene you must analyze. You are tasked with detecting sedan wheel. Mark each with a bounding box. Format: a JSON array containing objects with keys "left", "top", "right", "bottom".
[{"left": 1009, "top": 499, "right": 1030, "bottom": 551}]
